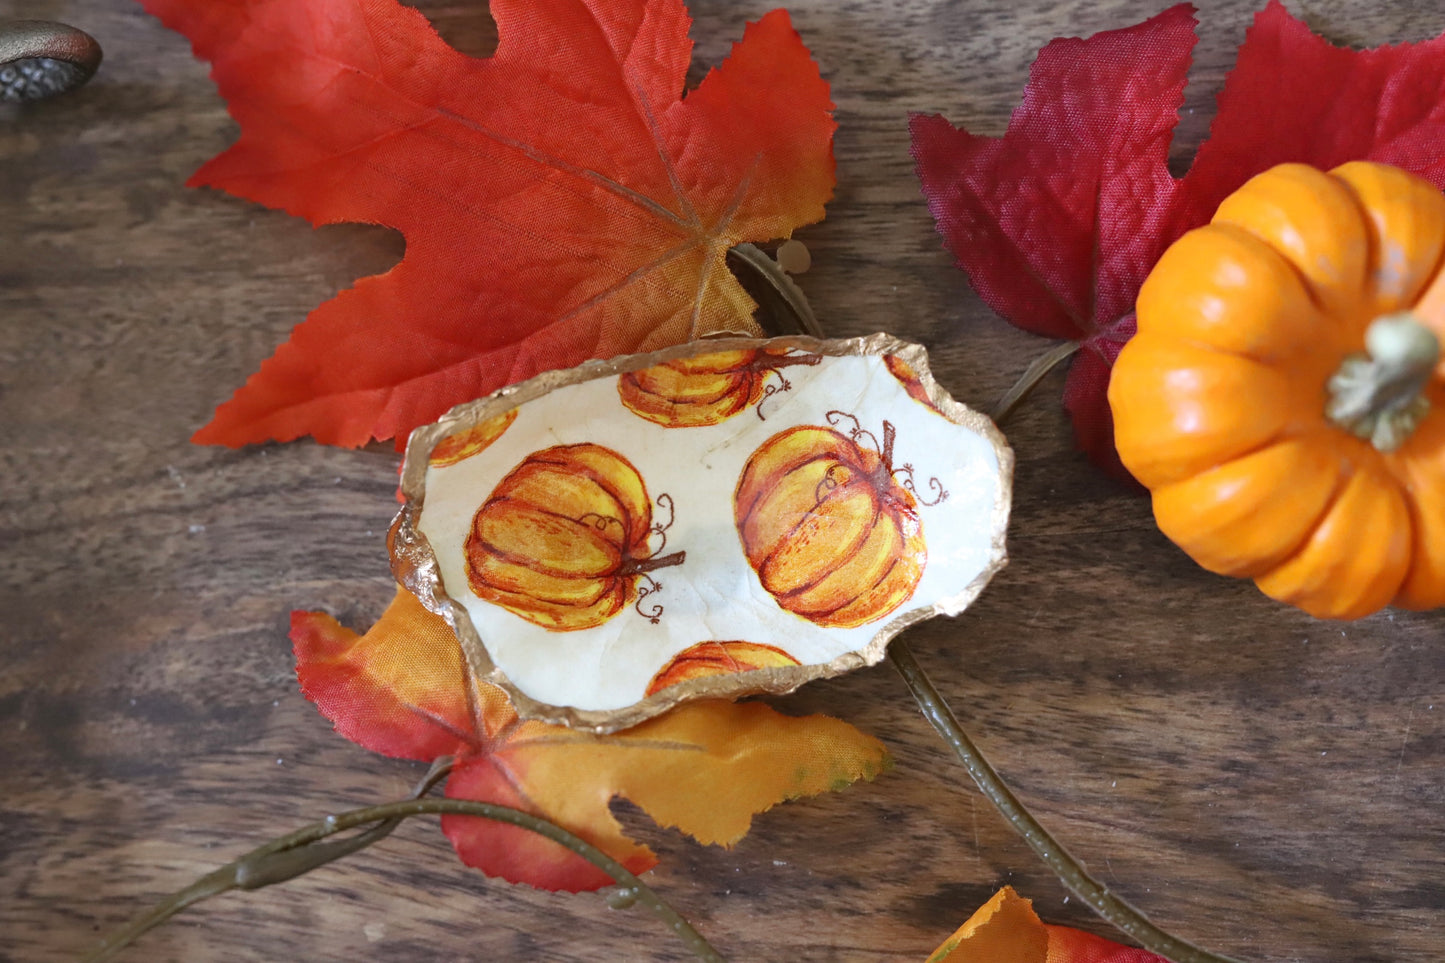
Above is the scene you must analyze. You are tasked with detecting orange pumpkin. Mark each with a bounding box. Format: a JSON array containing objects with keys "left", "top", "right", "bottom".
[
  {"left": 1109, "top": 161, "right": 1445, "bottom": 619},
  {"left": 464, "top": 443, "right": 683, "bottom": 630},
  {"left": 429, "top": 409, "right": 517, "bottom": 467},
  {"left": 645, "top": 640, "right": 801, "bottom": 696},
  {"left": 734, "top": 419, "right": 927, "bottom": 628},
  {"left": 619, "top": 347, "right": 820, "bottom": 427}
]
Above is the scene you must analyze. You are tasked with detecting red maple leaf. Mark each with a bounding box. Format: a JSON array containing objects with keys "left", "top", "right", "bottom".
[
  {"left": 1182, "top": 3, "right": 1445, "bottom": 219},
  {"left": 291, "top": 588, "right": 888, "bottom": 892},
  {"left": 911, "top": 1, "right": 1445, "bottom": 482},
  {"left": 141, "top": 0, "right": 835, "bottom": 449}
]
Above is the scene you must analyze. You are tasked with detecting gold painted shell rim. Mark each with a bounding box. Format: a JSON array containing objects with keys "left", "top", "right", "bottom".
[{"left": 390, "top": 332, "right": 1014, "bottom": 734}]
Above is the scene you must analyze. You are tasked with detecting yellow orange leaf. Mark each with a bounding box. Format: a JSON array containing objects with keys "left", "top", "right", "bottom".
[
  {"left": 925, "top": 887, "right": 1049, "bottom": 963},
  {"left": 926, "top": 887, "right": 1169, "bottom": 963},
  {"left": 293, "top": 587, "right": 889, "bottom": 891}
]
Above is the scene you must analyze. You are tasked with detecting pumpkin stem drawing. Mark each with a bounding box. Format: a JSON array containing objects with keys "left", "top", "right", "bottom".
[
  {"left": 621, "top": 550, "right": 687, "bottom": 577},
  {"left": 619, "top": 348, "right": 821, "bottom": 427},
  {"left": 735, "top": 414, "right": 938, "bottom": 628},
  {"left": 464, "top": 443, "right": 685, "bottom": 631},
  {"left": 753, "top": 351, "right": 824, "bottom": 420},
  {"left": 824, "top": 411, "right": 949, "bottom": 507}
]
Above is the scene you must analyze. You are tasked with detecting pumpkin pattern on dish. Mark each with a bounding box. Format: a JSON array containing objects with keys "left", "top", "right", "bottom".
[
  {"left": 884, "top": 354, "right": 945, "bottom": 414},
  {"left": 429, "top": 408, "right": 518, "bottom": 467},
  {"left": 464, "top": 443, "right": 684, "bottom": 631},
  {"left": 645, "top": 640, "right": 801, "bottom": 696},
  {"left": 619, "top": 347, "right": 821, "bottom": 427},
  {"left": 734, "top": 412, "right": 945, "bottom": 628}
]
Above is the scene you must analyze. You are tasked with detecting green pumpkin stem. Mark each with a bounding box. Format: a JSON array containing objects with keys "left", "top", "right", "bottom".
[{"left": 1326, "top": 312, "right": 1440, "bottom": 452}]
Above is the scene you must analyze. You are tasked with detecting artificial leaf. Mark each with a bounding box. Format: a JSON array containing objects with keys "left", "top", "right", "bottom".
[
  {"left": 142, "top": 0, "right": 835, "bottom": 449},
  {"left": 925, "top": 887, "right": 1167, "bottom": 963},
  {"left": 911, "top": 1, "right": 1445, "bottom": 481},
  {"left": 292, "top": 587, "right": 889, "bottom": 892},
  {"left": 1182, "top": 1, "right": 1445, "bottom": 219},
  {"left": 910, "top": 5, "right": 1198, "bottom": 481}
]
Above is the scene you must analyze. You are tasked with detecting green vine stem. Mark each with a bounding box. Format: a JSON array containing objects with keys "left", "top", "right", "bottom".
[
  {"left": 733, "top": 238, "right": 1080, "bottom": 426},
  {"left": 84, "top": 756, "right": 723, "bottom": 963},
  {"left": 990, "top": 339, "right": 1081, "bottom": 423},
  {"left": 889, "top": 642, "right": 1241, "bottom": 963},
  {"left": 82, "top": 756, "right": 454, "bottom": 962}
]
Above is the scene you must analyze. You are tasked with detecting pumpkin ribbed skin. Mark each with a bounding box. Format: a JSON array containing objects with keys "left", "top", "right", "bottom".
[
  {"left": 429, "top": 409, "right": 517, "bottom": 467},
  {"left": 734, "top": 425, "right": 925, "bottom": 628},
  {"left": 465, "top": 443, "right": 677, "bottom": 631},
  {"left": 1109, "top": 162, "right": 1445, "bottom": 618},
  {"left": 645, "top": 640, "right": 801, "bottom": 696},
  {"left": 619, "top": 347, "right": 818, "bottom": 427}
]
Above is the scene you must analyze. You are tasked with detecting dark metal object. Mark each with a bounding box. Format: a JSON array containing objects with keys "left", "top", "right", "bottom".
[
  {"left": 727, "top": 242, "right": 826, "bottom": 339},
  {"left": 0, "top": 20, "right": 102, "bottom": 102}
]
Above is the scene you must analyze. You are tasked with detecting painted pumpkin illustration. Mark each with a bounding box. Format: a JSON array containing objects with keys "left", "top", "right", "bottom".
[
  {"left": 464, "top": 443, "right": 683, "bottom": 631},
  {"left": 619, "top": 347, "right": 821, "bottom": 427},
  {"left": 734, "top": 415, "right": 937, "bottom": 628},
  {"left": 884, "top": 354, "right": 944, "bottom": 414},
  {"left": 429, "top": 408, "right": 518, "bottom": 467},
  {"left": 645, "top": 640, "right": 801, "bottom": 696}
]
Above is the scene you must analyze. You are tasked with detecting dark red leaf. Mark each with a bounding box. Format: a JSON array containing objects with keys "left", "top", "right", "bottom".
[
  {"left": 910, "top": 5, "right": 1198, "bottom": 479},
  {"left": 912, "top": 1, "right": 1445, "bottom": 482},
  {"left": 1184, "top": 0, "right": 1445, "bottom": 219}
]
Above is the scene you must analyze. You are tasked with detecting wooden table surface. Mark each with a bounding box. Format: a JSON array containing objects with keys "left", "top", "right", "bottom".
[{"left": 5, "top": 1, "right": 1444, "bottom": 960}]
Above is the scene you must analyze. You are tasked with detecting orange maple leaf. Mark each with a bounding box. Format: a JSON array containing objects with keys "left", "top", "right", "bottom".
[
  {"left": 291, "top": 587, "right": 889, "bottom": 892},
  {"left": 926, "top": 888, "right": 1169, "bottom": 963},
  {"left": 140, "top": 0, "right": 836, "bottom": 449}
]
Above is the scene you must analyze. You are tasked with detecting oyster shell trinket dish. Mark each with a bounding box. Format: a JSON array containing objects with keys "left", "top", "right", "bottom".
[{"left": 392, "top": 333, "right": 1013, "bottom": 732}]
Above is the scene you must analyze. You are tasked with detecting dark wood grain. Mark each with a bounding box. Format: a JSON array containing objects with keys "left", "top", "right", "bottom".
[{"left": 4, "top": 1, "right": 1444, "bottom": 961}]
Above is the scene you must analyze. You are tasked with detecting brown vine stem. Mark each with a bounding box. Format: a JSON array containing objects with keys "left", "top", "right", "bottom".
[
  {"left": 888, "top": 643, "right": 1240, "bottom": 963},
  {"left": 990, "top": 339, "right": 1081, "bottom": 423},
  {"left": 81, "top": 756, "right": 454, "bottom": 962},
  {"left": 727, "top": 243, "right": 1241, "bottom": 963},
  {"left": 83, "top": 756, "right": 723, "bottom": 963}
]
